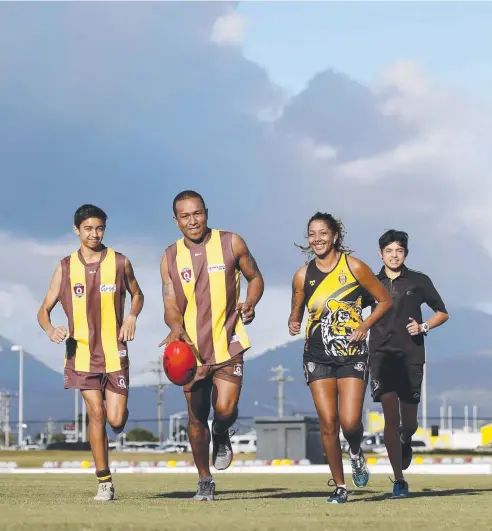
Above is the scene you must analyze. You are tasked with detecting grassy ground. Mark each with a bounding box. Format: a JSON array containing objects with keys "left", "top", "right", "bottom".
[{"left": 0, "top": 474, "right": 490, "bottom": 530}]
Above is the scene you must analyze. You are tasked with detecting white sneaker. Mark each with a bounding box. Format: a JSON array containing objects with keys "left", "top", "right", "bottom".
[{"left": 94, "top": 482, "right": 117, "bottom": 501}]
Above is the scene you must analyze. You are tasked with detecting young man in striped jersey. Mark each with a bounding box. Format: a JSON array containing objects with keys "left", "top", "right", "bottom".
[
  {"left": 38, "top": 204, "right": 144, "bottom": 501},
  {"left": 159, "top": 190, "right": 264, "bottom": 501}
]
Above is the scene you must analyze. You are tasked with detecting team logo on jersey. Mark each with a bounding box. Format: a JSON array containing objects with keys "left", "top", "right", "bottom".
[
  {"left": 208, "top": 264, "right": 226, "bottom": 273},
  {"left": 233, "top": 364, "right": 243, "bottom": 377},
  {"left": 100, "top": 284, "right": 116, "bottom": 293},
  {"left": 320, "top": 296, "right": 367, "bottom": 358},
  {"left": 354, "top": 362, "right": 365, "bottom": 372},
  {"left": 117, "top": 376, "right": 127, "bottom": 389},
  {"left": 180, "top": 267, "right": 192, "bottom": 283},
  {"left": 73, "top": 283, "right": 85, "bottom": 298},
  {"left": 309, "top": 280, "right": 316, "bottom": 286},
  {"left": 307, "top": 362, "right": 316, "bottom": 373},
  {"left": 338, "top": 271, "right": 347, "bottom": 285}
]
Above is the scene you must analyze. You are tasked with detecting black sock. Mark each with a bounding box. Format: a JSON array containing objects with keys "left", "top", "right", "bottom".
[
  {"left": 213, "top": 408, "right": 238, "bottom": 434},
  {"left": 400, "top": 426, "right": 417, "bottom": 444},
  {"left": 345, "top": 424, "right": 364, "bottom": 455},
  {"left": 96, "top": 468, "right": 112, "bottom": 484}
]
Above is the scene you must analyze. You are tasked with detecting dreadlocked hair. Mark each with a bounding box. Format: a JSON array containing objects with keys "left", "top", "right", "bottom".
[{"left": 295, "top": 212, "right": 352, "bottom": 259}]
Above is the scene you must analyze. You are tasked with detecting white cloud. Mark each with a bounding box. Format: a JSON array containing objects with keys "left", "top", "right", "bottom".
[
  {"left": 211, "top": 11, "right": 246, "bottom": 46},
  {"left": 317, "top": 61, "right": 492, "bottom": 258},
  {"left": 301, "top": 138, "right": 338, "bottom": 161}
]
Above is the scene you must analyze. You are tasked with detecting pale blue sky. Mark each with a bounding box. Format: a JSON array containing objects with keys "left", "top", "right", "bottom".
[{"left": 239, "top": 2, "right": 492, "bottom": 101}]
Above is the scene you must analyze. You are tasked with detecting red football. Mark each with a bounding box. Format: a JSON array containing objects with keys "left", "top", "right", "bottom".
[{"left": 163, "top": 341, "right": 197, "bottom": 386}]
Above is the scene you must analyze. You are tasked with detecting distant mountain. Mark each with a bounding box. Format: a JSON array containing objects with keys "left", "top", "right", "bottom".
[{"left": 1, "top": 307, "right": 491, "bottom": 439}]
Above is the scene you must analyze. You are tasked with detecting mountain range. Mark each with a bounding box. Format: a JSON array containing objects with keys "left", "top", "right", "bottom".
[{"left": 1, "top": 306, "right": 491, "bottom": 439}]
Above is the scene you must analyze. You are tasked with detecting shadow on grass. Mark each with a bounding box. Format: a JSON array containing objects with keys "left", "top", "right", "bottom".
[
  {"left": 151, "top": 488, "right": 379, "bottom": 501},
  {"left": 152, "top": 487, "right": 287, "bottom": 500},
  {"left": 352, "top": 488, "right": 492, "bottom": 503}
]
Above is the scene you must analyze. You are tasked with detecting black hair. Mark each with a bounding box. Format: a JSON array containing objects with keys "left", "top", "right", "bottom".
[
  {"left": 172, "top": 190, "right": 207, "bottom": 216},
  {"left": 379, "top": 229, "right": 409, "bottom": 256},
  {"left": 296, "top": 212, "right": 352, "bottom": 257},
  {"left": 73, "top": 204, "right": 107, "bottom": 228}
]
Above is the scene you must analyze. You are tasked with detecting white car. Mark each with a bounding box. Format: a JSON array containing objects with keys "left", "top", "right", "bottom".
[{"left": 230, "top": 432, "right": 257, "bottom": 454}]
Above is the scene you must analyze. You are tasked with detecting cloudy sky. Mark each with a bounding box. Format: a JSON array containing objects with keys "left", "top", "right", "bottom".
[{"left": 1, "top": 2, "right": 491, "bottom": 384}]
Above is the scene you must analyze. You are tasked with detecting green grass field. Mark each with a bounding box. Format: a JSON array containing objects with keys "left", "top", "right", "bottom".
[{"left": 0, "top": 474, "right": 490, "bottom": 530}]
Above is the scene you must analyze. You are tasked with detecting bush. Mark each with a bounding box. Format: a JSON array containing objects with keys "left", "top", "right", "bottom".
[{"left": 126, "top": 428, "right": 158, "bottom": 442}]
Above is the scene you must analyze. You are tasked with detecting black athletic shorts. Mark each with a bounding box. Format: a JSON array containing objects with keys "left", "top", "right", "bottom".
[
  {"left": 302, "top": 355, "right": 368, "bottom": 386},
  {"left": 370, "top": 353, "right": 423, "bottom": 404}
]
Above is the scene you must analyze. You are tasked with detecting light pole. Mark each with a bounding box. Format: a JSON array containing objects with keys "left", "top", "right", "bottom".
[
  {"left": 269, "top": 365, "right": 294, "bottom": 418},
  {"left": 10, "top": 345, "right": 24, "bottom": 447},
  {"left": 149, "top": 359, "right": 170, "bottom": 444}
]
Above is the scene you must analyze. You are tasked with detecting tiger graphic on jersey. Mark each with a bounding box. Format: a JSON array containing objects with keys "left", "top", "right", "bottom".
[{"left": 320, "top": 296, "right": 367, "bottom": 357}]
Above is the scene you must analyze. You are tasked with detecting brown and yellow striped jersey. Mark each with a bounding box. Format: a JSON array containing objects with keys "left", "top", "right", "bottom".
[
  {"left": 166, "top": 229, "right": 251, "bottom": 366},
  {"left": 58, "top": 247, "right": 128, "bottom": 373}
]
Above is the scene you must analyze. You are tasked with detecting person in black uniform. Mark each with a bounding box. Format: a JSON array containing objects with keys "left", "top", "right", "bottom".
[
  {"left": 367, "top": 230, "right": 448, "bottom": 497},
  {"left": 289, "top": 212, "right": 392, "bottom": 504}
]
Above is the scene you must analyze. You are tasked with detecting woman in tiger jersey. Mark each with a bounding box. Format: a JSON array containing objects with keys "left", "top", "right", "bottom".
[
  {"left": 288, "top": 212, "right": 391, "bottom": 504},
  {"left": 37, "top": 204, "right": 144, "bottom": 502}
]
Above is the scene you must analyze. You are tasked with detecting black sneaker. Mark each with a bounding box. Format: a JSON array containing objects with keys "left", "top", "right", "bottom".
[
  {"left": 392, "top": 477, "right": 409, "bottom": 498},
  {"left": 212, "top": 421, "right": 234, "bottom": 471},
  {"left": 401, "top": 437, "right": 413, "bottom": 470},
  {"left": 193, "top": 477, "right": 216, "bottom": 501},
  {"left": 327, "top": 479, "right": 348, "bottom": 504}
]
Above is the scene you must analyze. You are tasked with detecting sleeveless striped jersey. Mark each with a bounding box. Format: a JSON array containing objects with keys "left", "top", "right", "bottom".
[
  {"left": 165, "top": 229, "right": 250, "bottom": 366},
  {"left": 304, "top": 253, "right": 368, "bottom": 363},
  {"left": 58, "top": 247, "right": 128, "bottom": 373}
]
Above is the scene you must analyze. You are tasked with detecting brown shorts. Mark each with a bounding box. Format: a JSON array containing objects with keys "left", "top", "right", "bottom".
[
  {"left": 64, "top": 368, "right": 129, "bottom": 396},
  {"left": 183, "top": 355, "right": 244, "bottom": 393}
]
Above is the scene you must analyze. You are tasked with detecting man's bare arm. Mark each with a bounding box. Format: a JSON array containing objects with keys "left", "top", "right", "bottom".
[
  {"left": 37, "top": 264, "right": 67, "bottom": 343},
  {"left": 119, "top": 258, "right": 145, "bottom": 342},
  {"left": 124, "top": 258, "right": 144, "bottom": 318},
  {"left": 232, "top": 233, "right": 264, "bottom": 324}
]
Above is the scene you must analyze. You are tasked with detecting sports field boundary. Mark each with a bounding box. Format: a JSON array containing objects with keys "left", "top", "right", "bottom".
[{"left": 1, "top": 464, "right": 492, "bottom": 474}]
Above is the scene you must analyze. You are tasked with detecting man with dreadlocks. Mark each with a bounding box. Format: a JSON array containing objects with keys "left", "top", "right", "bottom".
[{"left": 288, "top": 212, "right": 392, "bottom": 504}]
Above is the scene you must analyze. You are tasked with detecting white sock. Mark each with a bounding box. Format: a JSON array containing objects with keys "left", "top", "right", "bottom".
[
  {"left": 349, "top": 449, "right": 360, "bottom": 459},
  {"left": 338, "top": 483, "right": 347, "bottom": 490}
]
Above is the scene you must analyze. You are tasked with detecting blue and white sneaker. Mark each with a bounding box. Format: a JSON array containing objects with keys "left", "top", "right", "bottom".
[
  {"left": 327, "top": 479, "right": 348, "bottom": 504},
  {"left": 350, "top": 448, "right": 370, "bottom": 488},
  {"left": 392, "top": 478, "right": 409, "bottom": 498}
]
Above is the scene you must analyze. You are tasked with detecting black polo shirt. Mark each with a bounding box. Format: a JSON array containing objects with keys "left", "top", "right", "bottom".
[{"left": 366, "top": 265, "right": 447, "bottom": 363}]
